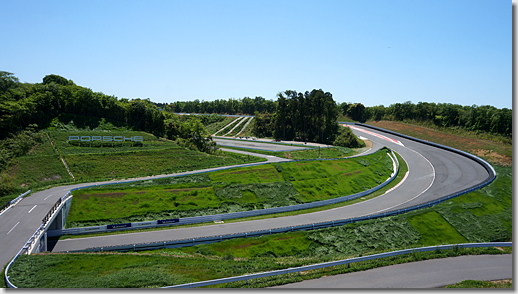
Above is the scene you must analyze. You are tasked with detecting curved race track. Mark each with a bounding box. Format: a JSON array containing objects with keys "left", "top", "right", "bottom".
[{"left": 48, "top": 125, "right": 490, "bottom": 252}]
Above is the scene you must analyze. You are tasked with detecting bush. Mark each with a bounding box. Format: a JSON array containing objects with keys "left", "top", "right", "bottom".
[{"left": 333, "top": 127, "right": 365, "bottom": 148}]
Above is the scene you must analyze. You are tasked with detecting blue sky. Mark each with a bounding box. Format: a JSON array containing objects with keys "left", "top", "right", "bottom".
[{"left": 1, "top": 0, "right": 512, "bottom": 109}]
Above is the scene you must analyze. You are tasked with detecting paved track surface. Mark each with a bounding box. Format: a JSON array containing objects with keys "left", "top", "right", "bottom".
[
  {"left": 274, "top": 254, "right": 512, "bottom": 288},
  {"left": 50, "top": 125, "right": 489, "bottom": 252}
]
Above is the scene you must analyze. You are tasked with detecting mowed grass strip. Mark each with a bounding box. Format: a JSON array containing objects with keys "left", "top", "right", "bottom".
[{"left": 66, "top": 149, "right": 393, "bottom": 226}]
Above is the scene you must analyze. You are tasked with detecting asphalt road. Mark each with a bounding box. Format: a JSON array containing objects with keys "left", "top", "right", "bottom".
[
  {"left": 50, "top": 125, "right": 489, "bottom": 252},
  {"left": 274, "top": 254, "right": 512, "bottom": 288}
]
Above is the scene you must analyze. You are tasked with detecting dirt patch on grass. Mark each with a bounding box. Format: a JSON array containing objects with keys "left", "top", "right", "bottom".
[
  {"left": 363, "top": 139, "right": 373, "bottom": 149},
  {"left": 470, "top": 149, "right": 512, "bottom": 167},
  {"left": 40, "top": 175, "right": 62, "bottom": 182}
]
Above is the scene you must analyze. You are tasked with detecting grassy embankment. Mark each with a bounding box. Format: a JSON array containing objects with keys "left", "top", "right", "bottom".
[
  {"left": 64, "top": 148, "right": 393, "bottom": 227},
  {"left": 205, "top": 116, "right": 235, "bottom": 134},
  {"left": 5, "top": 163, "right": 511, "bottom": 288},
  {"left": 0, "top": 122, "right": 266, "bottom": 206},
  {"left": 0, "top": 134, "right": 73, "bottom": 205},
  {"left": 49, "top": 131, "right": 266, "bottom": 182}
]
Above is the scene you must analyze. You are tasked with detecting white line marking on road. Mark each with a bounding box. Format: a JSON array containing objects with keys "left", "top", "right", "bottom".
[
  {"left": 7, "top": 222, "right": 20, "bottom": 235},
  {"left": 28, "top": 205, "right": 37, "bottom": 214},
  {"left": 375, "top": 146, "right": 436, "bottom": 213},
  {"left": 43, "top": 194, "right": 53, "bottom": 200}
]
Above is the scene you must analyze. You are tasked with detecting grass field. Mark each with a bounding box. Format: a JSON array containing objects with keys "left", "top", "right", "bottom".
[
  {"left": 65, "top": 149, "right": 393, "bottom": 227},
  {"left": 66, "top": 147, "right": 265, "bottom": 182},
  {"left": 58, "top": 151, "right": 409, "bottom": 238}
]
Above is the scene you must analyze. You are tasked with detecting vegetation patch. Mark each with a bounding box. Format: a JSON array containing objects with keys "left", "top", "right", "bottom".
[
  {"left": 445, "top": 279, "right": 512, "bottom": 289},
  {"left": 66, "top": 148, "right": 265, "bottom": 181}
]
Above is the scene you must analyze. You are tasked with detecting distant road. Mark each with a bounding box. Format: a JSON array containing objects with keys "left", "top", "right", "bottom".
[{"left": 274, "top": 254, "right": 512, "bottom": 288}]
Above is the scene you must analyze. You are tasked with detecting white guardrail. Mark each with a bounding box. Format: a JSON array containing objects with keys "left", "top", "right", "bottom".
[
  {"left": 162, "top": 242, "right": 512, "bottom": 288},
  {"left": 0, "top": 190, "right": 31, "bottom": 218}
]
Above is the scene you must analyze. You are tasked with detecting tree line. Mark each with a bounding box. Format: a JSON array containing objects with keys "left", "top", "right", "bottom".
[
  {"left": 338, "top": 101, "right": 512, "bottom": 138},
  {"left": 0, "top": 71, "right": 218, "bottom": 154},
  {"left": 155, "top": 96, "right": 277, "bottom": 115}
]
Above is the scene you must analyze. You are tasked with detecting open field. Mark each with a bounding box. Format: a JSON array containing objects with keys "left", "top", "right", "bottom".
[
  {"left": 65, "top": 149, "right": 393, "bottom": 227},
  {"left": 367, "top": 121, "right": 511, "bottom": 166},
  {"left": 6, "top": 165, "right": 511, "bottom": 288}
]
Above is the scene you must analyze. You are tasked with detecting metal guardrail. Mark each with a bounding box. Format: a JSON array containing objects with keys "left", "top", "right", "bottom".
[
  {"left": 48, "top": 148, "right": 398, "bottom": 237},
  {"left": 162, "top": 242, "right": 512, "bottom": 288},
  {"left": 0, "top": 190, "right": 31, "bottom": 218}
]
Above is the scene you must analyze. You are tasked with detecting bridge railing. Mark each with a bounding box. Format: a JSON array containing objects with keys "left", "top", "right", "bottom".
[{"left": 0, "top": 190, "right": 31, "bottom": 218}]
